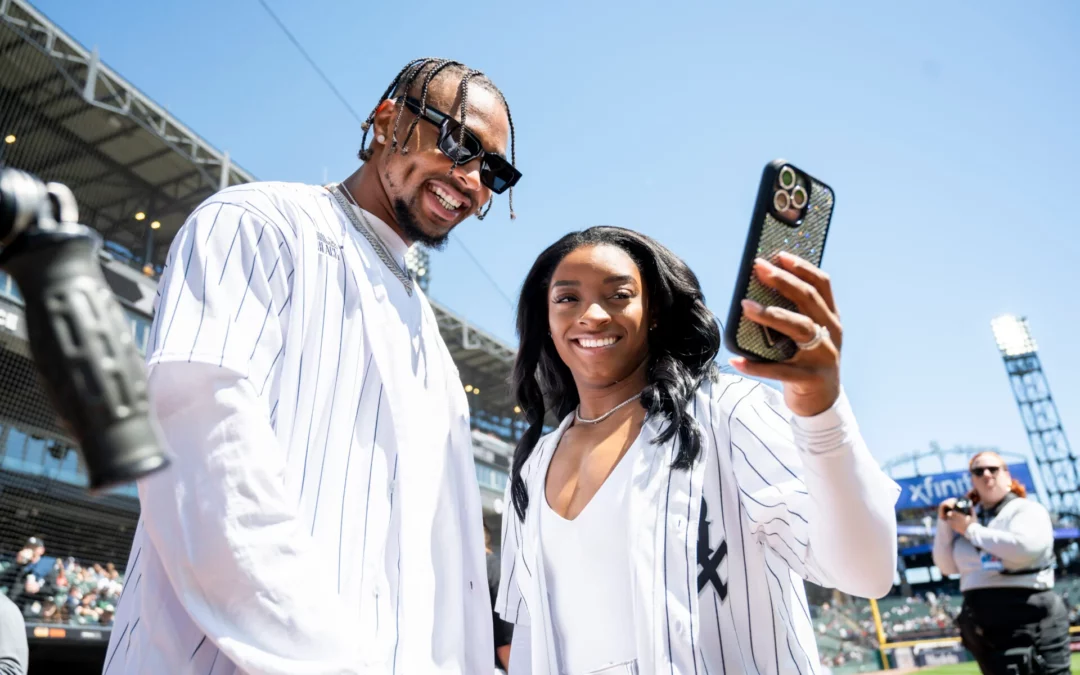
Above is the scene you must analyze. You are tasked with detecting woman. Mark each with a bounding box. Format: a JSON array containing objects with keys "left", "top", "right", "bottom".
[
  {"left": 495, "top": 226, "right": 900, "bottom": 675},
  {"left": 933, "top": 451, "right": 1069, "bottom": 674}
]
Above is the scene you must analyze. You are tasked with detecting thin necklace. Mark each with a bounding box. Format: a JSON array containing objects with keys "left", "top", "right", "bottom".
[
  {"left": 329, "top": 182, "right": 414, "bottom": 295},
  {"left": 575, "top": 392, "right": 643, "bottom": 425}
]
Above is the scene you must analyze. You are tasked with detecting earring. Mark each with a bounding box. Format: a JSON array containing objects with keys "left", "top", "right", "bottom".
[{"left": 376, "top": 134, "right": 386, "bottom": 144}]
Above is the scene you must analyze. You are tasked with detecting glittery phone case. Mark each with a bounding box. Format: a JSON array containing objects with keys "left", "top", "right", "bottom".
[{"left": 723, "top": 159, "right": 835, "bottom": 362}]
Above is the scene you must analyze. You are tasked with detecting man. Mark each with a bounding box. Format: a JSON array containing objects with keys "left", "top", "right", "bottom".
[
  {"left": 0, "top": 541, "right": 32, "bottom": 600},
  {"left": 3, "top": 538, "right": 50, "bottom": 612},
  {"left": 103, "top": 58, "right": 522, "bottom": 675}
]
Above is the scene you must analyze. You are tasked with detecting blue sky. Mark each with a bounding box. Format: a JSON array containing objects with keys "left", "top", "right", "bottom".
[{"left": 29, "top": 0, "right": 1079, "bottom": 475}]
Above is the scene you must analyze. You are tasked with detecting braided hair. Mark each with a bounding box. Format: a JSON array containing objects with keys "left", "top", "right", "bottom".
[
  {"left": 509, "top": 227, "right": 722, "bottom": 521},
  {"left": 357, "top": 58, "right": 517, "bottom": 220}
]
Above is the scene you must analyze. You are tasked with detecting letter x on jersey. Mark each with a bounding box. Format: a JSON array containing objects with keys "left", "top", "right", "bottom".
[{"left": 697, "top": 498, "right": 728, "bottom": 601}]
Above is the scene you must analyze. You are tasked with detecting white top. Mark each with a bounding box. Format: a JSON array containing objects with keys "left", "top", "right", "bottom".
[
  {"left": 541, "top": 435, "right": 639, "bottom": 675},
  {"left": 104, "top": 182, "right": 492, "bottom": 675},
  {"left": 498, "top": 379, "right": 902, "bottom": 675},
  {"left": 932, "top": 495, "right": 1055, "bottom": 592}
]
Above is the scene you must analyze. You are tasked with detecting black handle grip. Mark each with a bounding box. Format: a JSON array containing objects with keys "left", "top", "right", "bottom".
[{"left": 0, "top": 228, "right": 169, "bottom": 492}]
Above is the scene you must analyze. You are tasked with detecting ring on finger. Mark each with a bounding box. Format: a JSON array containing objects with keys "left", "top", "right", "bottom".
[{"left": 795, "top": 323, "right": 829, "bottom": 351}]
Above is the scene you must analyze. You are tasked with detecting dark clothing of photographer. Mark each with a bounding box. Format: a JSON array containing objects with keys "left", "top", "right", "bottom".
[
  {"left": 957, "top": 587, "right": 1069, "bottom": 675},
  {"left": 934, "top": 492, "right": 1069, "bottom": 674}
]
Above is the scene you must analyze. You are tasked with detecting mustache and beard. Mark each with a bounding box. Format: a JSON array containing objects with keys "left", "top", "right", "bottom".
[{"left": 394, "top": 196, "right": 454, "bottom": 250}]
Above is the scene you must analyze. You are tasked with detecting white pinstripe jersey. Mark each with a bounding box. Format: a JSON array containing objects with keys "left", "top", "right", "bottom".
[
  {"left": 497, "top": 376, "right": 901, "bottom": 675},
  {"left": 104, "top": 182, "right": 492, "bottom": 675}
]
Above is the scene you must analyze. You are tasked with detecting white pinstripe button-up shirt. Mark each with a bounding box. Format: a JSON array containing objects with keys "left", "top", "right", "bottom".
[
  {"left": 497, "top": 376, "right": 901, "bottom": 675},
  {"left": 105, "top": 182, "right": 492, "bottom": 675}
]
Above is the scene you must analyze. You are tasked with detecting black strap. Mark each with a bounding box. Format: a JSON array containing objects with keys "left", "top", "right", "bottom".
[
  {"left": 999, "top": 565, "right": 1051, "bottom": 576},
  {"left": 976, "top": 492, "right": 1017, "bottom": 526}
]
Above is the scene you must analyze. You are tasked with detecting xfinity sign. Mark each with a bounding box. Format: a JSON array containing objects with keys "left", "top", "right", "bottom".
[{"left": 895, "top": 463, "right": 1035, "bottom": 511}]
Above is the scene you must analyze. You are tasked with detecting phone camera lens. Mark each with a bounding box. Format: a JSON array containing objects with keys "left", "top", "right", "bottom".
[
  {"left": 779, "top": 166, "right": 797, "bottom": 189},
  {"left": 773, "top": 190, "right": 790, "bottom": 212},
  {"left": 790, "top": 185, "right": 808, "bottom": 209}
]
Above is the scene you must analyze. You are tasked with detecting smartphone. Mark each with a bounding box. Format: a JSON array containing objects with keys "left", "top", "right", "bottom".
[{"left": 723, "top": 159, "right": 835, "bottom": 362}]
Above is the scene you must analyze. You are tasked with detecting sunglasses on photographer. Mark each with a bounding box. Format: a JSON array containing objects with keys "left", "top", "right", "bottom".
[
  {"left": 970, "top": 466, "right": 1003, "bottom": 477},
  {"left": 401, "top": 96, "right": 522, "bottom": 194}
]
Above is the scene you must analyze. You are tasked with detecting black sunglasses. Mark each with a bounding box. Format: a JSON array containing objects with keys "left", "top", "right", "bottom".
[
  {"left": 971, "top": 466, "right": 1003, "bottom": 477},
  {"left": 401, "top": 96, "right": 522, "bottom": 194}
]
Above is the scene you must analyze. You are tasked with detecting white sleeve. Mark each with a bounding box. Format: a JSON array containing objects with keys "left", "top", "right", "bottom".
[
  {"left": 494, "top": 479, "right": 531, "bottom": 626},
  {"left": 138, "top": 197, "right": 362, "bottom": 674},
  {"left": 507, "top": 627, "right": 532, "bottom": 675},
  {"left": 147, "top": 199, "right": 294, "bottom": 382},
  {"left": 138, "top": 362, "right": 363, "bottom": 674},
  {"left": 932, "top": 518, "right": 960, "bottom": 576},
  {"left": 723, "top": 381, "right": 900, "bottom": 599}
]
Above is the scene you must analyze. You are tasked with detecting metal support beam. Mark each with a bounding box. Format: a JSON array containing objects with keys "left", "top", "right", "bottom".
[
  {"left": 127, "top": 145, "right": 178, "bottom": 169},
  {"left": 82, "top": 46, "right": 98, "bottom": 102},
  {"left": 1003, "top": 353, "right": 1078, "bottom": 516},
  {"left": 219, "top": 150, "right": 231, "bottom": 191},
  {"left": 140, "top": 194, "right": 155, "bottom": 268},
  {"left": 50, "top": 90, "right": 124, "bottom": 124},
  {"left": 0, "top": 83, "right": 186, "bottom": 215},
  {"left": 89, "top": 168, "right": 205, "bottom": 216},
  {"left": 0, "top": 32, "right": 28, "bottom": 58},
  {"left": 87, "top": 121, "right": 141, "bottom": 149},
  {"left": 9, "top": 71, "right": 65, "bottom": 97}
]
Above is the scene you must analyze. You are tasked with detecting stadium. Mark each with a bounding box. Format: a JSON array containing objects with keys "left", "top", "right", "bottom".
[{"left": 0, "top": 0, "right": 1077, "bottom": 672}]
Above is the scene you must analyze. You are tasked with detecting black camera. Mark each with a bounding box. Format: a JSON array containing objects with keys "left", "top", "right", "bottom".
[
  {"left": 0, "top": 168, "right": 169, "bottom": 492},
  {"left": 946, "top": 498, "right": 974, "bottom": 516}
]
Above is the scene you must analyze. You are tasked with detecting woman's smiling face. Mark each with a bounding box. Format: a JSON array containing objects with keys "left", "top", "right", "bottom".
[{"left": 547, "top": 244, "right": 651, "bottom": 389}]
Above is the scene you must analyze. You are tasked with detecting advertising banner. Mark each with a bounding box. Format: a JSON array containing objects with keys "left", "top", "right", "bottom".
[{"left": 894, "top": 463, "right": 1034, "bottom": 511}]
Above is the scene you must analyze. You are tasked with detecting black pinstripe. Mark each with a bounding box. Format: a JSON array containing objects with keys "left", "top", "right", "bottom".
[
  {"left": 728, "top": 383, "right": 762, "bottom": 672},
  {"left": 158, "top": 203, "right": 223, "bottom": 355},
  {"left": 763, "top": 555, "right": 813, "bottom": 675}
]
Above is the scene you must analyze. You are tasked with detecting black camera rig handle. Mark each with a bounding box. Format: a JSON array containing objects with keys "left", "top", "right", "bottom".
[{"left": 0, "top": 168, "right": 169, "bottom": 492}]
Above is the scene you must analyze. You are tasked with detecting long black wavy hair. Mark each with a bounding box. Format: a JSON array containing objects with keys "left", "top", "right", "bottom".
[{"left": 510, "top": 226, "right": 721, "bottom": 521}]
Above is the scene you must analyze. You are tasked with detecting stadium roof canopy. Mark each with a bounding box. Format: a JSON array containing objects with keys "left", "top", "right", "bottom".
[
  {"left": 0, "top": 0, "right": 254, "bottom": 269},
  {"left": 0, "top": 0, "right": 523, "bottom": 445}
]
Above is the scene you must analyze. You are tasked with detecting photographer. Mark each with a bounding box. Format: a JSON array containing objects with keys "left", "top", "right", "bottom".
[{"left": 933, "top": 452, "right": 1069, "bottom": 674}]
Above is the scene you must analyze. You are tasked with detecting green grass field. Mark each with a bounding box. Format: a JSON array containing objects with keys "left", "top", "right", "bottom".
[{"left": 917, "top": 652, "right": 1080, "bottom": 674}]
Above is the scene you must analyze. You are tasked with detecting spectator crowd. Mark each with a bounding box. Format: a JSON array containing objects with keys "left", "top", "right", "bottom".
[
  {"left": 811, "top": 581, "right": 1080, "bottom": 672},
  {"left": 0, "top": 536, "right": 124, "bottom": 628},
  {"left": 1, "top": 531, "right": 1077, "bottom": 672}
]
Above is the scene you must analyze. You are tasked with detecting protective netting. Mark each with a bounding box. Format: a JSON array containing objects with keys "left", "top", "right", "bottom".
[
  {"left": 0, "top": 4, "right": 147, "bottom": 636},
  {"left": 0, "top": 273, "right": 142, "bottom": 629},
  {"left": 0, "top": 14, "right": 137, "bottom": 258}
]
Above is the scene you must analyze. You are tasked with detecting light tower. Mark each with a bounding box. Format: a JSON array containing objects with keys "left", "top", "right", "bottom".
[
  {"left": 404, "top": 245, "right": 431, "bottom": 293},
  {"left": 991, "top": 315, "right": 1077, "bottom": 518}
]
